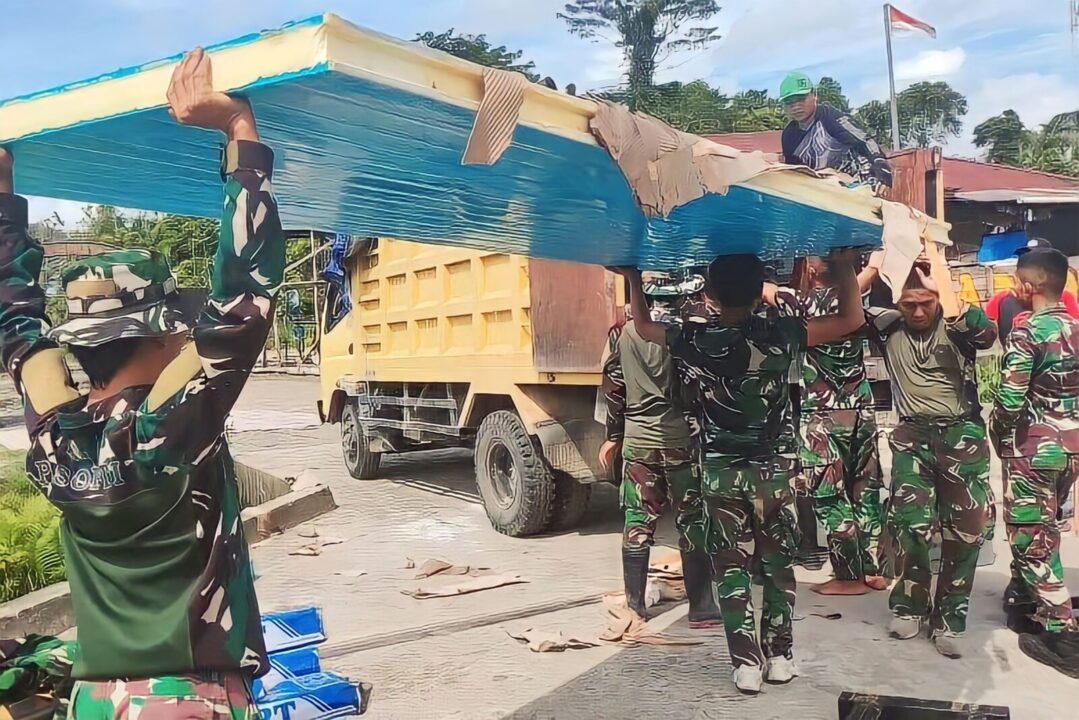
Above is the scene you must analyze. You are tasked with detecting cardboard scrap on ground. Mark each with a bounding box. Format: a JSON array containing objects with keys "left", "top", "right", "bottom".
[
  {"left": 289, "top": 528, "right": 346, "bottom": 556},
  {"left": 506, "top": 629, "right": 599, "bottom": 653},
  {"left": 403, "top": 572, "right": 528, "bottom": 599},
  {"left": 599, "top": 595, "right": 703, "bottom": 647},
  {"left": 413, "top": 558, "right": 489, "bottom": 579}
]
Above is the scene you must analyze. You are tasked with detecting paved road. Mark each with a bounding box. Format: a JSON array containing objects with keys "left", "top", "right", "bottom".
[{"left": 229, "top": 376, "right": 1077, "bottom": 720}]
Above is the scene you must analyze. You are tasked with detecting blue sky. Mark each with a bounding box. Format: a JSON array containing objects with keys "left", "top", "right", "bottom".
[{"left": 4, "top": 0, "right": 1077, "bottom": 223}]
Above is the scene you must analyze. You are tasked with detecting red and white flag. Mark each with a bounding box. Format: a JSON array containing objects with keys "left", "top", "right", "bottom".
[{"left": 888, "top": 4, "right": 936, "bottom": 39}]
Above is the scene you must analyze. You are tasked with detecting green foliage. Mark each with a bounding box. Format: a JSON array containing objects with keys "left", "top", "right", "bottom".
[
  {"left": 976, "top": 354, "right": 1003, "bottom": 406},
  {"left": 559, "top": 0, "right": 721, "bottom": 108},
  {"left": 0, "top": 450, "right": 65, "bottom": 603},
  {"left": 855, "top": 82, "right": 968, "bottom": 148},
  {"left": 76, "top": 207, "right": 219, "bottom": 288},
  {"left": 973, "top": 109, "right": 1025, "bottom": 165},
  {"left": 972, "top": 109, "right": 1079, "bottom": 178},
  {"left": 815, "top": 76, "right": 850, "bottom": 114},
  {"left": 417, "top": 29, "right": 540, "bottom": 81}
]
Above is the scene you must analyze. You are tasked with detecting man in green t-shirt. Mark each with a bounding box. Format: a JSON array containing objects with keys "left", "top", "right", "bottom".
[
  {"left": 0, "top": 50, "right": 282, "bottom": 716},
  {"left": 861, "top": 264, "right": 997, "bottom": 660},
  {"left": 599, "top": 272, "right": 720, "bottom": 629}
]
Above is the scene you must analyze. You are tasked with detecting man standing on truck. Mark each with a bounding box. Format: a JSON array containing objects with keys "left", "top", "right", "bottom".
[
  {"left": 859, "top": 263, "right": 997, "bottom": 660},
  {"left": 599, "top": 272, "right": 722, "bottom": 629},
  {"left": 613, "top": 249, "right": 864, "bottom": 694},
  {"left": 990, "top": 247, "right": 1079, "bottom": 678},
  {"left": 779, "top": 72, "right": 894, "bottom": 191},
  {"left": 0, "top": 49, "right": 280, "bottom": 713},
  {"left": 763, "top": 254, "right": 888, "bottom": 596}
]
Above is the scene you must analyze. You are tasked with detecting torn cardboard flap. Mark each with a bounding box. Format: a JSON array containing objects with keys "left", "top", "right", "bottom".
[
  {"left": 589, "top": 100, "right": 788, "bottom": 218},
  {"left": 462, "top": 67, "right": 529, "bottom": 166},
  {"left": 877, "top": 200, "right": 951, "bottom": 303}
]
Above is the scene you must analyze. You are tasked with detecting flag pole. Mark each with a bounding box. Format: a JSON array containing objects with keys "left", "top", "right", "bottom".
[{"left": 883, "top": 3, "right": 901, "bottom": 150}]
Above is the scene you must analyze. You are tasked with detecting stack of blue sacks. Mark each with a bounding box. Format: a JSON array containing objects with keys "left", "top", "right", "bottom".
[{"left": 256, "top": 607, "right": 371, "bottom": 719}]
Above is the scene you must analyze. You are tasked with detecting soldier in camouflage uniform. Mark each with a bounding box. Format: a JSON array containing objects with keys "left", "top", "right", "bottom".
[
  {"left": 600, "top": 272, "right": 721, "bottom": 627},
  {"left": 989, "top": 247, "right": 1079, "bottom": 677},
  {"left": 0, "top": 51, "right": 281, "bottom": 717},
  {"left": 613, "top": 250, "right": 864, "bottom": 695},
  {"left": 765, "top": 256, "right": 887, "bottom": 595},
  {"left": 861, "top": 264, "right": 997, "bottom": 660}
]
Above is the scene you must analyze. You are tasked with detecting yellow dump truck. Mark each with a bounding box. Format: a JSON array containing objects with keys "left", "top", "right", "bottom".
[{"left": 317, "top": 237, "right": 622, "bottom": 536}]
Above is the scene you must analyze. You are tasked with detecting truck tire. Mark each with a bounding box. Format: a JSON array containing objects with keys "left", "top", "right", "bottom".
[
  {"left": 547, "top": 472, "right": 593, "bottom": 532},
  {"left": 474, "top": 410, "right": 553, "bottom": 537},
  {"left": 341, "top": 401, "right": 382, "bottom": 480}
]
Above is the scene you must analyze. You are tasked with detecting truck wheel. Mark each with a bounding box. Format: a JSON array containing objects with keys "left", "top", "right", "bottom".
[
  {"left": 341, "top": 402, "right": 382, "bottom": 480},
  {"left": 474, "top": 410, "right": 553, "bottom": 537},
  {"left": 547, "top": 472, "right": 593, "bottom": 532}
]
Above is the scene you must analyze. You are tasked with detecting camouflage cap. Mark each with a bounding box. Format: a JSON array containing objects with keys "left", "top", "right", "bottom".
[
  {"left": 641, "top": 270, "right": 706, "bottom": 298},
  {"left": 49, "top": 249, "right": 188, "bottom": 347}
]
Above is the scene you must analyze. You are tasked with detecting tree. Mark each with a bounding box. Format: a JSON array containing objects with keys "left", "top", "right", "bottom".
[
  {"left": 416, "top": 29, "right": 540, "bottom": 81},
  {"left": 559, "top": 1, "right": 721, "bottom": 107},
  {"left": 970, "top": 109, "right": 1079, "bottom": 177},
  {"left": 973, "top": 109, "right": 1025, "bottom": 165},
  {"left": 815, "top": 76, "right": 850, "bottom": 114},
  {"left": 854, "top": 81, "right": 967, "bottom": 149}
]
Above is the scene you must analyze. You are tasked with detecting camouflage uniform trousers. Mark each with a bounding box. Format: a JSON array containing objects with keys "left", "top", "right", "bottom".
[
  {"left": 621, "top": 444, "right": 706, "bottom": 551},
  {"left": 68, "top": 672, "right": 255, "bottom": 720},
  {"left": 1003, "top": 451, "right": 1079, "bottom": 633},
  {"left": 887, "top": 419, "right": 994, "bottom": 634},
  {"left": 799, "top": 408, "right": 884, "bottom": 581},
  {"left": 701, "top": 454, "right": 799, "bottom": 669}
]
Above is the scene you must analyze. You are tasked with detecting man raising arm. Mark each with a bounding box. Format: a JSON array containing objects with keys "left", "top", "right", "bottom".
[{"left": 0, "top": 49, "right": 284, "bottom": 717}]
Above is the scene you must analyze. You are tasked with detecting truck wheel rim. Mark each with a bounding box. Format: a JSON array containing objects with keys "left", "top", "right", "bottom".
[
  {"left": 486, "top": 442, "right": 517, "bottom": 509},
  {"left": 342, "top": 413, "right": 360, "bottom": 467}
]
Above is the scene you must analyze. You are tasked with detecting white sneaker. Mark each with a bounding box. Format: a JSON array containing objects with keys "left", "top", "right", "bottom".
[
  {"left": 888, "top": 615, "right": 921, "bottom": 640},
  {"left": 733, "top": 665, "right": 763, "bottom": 695},
  {"left": 933, "top": 631, "right": 963, "bottom": 659},
  {"left": 765, "top": 655, "right": 799, "bottom": 684}
]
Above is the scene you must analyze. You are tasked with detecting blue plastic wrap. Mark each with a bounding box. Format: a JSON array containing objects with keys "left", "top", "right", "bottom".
[
  {"left": 260, "top": 606, "right": 326, "bottom": 654},
  {"left": 257, "top": 672, "right": 368, "bottom": 720},
  {"left": 1, "top": 17, "right": 881, "bottom": 267},
  {"left": 253, "top": 646, "right": 323, "bottom": 699}
]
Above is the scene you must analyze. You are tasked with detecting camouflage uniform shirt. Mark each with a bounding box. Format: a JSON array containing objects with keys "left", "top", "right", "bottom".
[
  {"left": 991, "top": 305, "right": 1079, "bottom": 461},
  {"left": 666, "top": 295, "right": 806, "bottom": 458},
  {"left": 776, "top": 286, "right": 872, "bottom": 412},
  {"left": 0, "top": 146, "right": 283, "bottom": 678}
]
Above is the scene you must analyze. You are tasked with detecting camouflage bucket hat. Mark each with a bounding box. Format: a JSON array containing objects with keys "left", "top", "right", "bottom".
[{"left": 49, "top": 249, "right": 188, "bottom": 347}]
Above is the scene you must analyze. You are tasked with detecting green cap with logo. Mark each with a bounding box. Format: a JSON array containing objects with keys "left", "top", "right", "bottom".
[
  {"left": 49, "top": 249, "right": 188, "bottom": 347},
  {"left": 779, "top": 72, "right": 815, "bottom": 102}
]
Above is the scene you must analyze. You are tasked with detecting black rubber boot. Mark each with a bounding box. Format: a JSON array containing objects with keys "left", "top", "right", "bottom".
[
  {"left": 792, "top": 496, "right": 826, "bottom": 571},
  {"left": 681, "top": 549, "right": 721, "bottom": 628},
  {"left": 622, "top": 545, "right": 650, "bottom": 618},
  {"left": 1019, "top": 630, "right": 1079, "bottom": 678}
]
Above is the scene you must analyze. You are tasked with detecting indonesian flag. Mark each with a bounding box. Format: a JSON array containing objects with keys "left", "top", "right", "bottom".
[{"left": 888, "top": 5, "right": 937, "bottom": 38}]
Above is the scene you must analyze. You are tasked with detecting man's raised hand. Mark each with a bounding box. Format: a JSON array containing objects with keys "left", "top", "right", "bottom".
[
  {"left": 166, "top": 48, "right": 258, "bottom": 141},
  {"left": 0, "top": 148, "right": 12, "bottom": 195}
]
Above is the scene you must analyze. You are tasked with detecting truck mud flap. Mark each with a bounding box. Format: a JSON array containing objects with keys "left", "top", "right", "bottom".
[{"left": 533, "top": 420, "right": 594, "bottom": 483}]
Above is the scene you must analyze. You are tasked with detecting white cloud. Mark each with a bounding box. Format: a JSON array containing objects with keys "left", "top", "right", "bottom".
[{"left": 896, "top": 48, "right": 967, "bottom": 80}]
